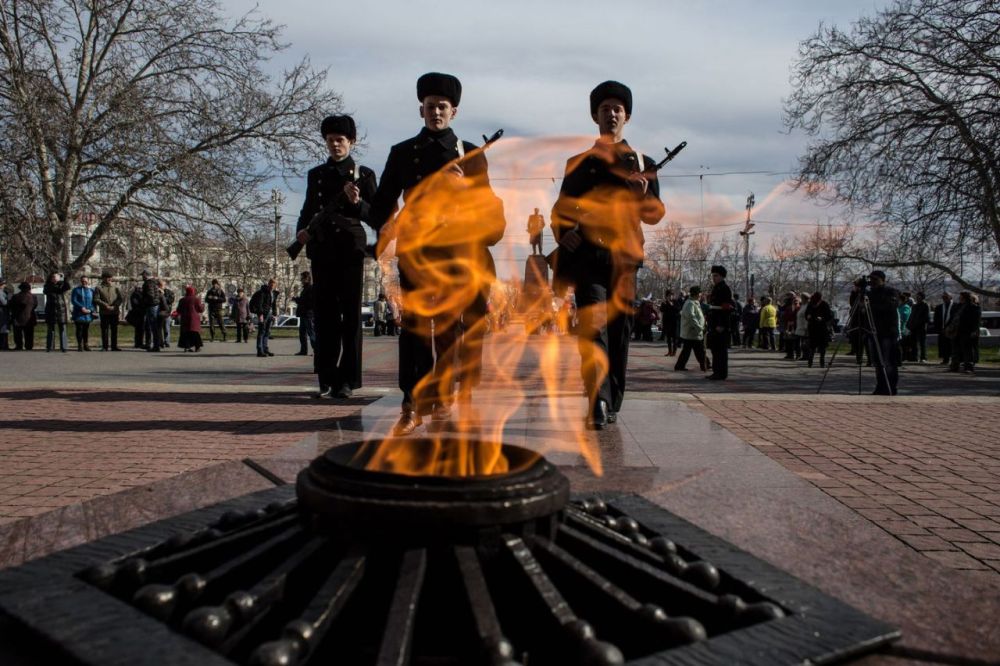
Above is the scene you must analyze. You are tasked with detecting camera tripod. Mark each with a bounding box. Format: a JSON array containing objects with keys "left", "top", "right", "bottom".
[{"left": 817, "top": 289, "right": 892, "bottom": 395}]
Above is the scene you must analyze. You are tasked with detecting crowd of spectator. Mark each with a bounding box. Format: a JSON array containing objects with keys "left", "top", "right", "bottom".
[
  {"left": 0, "top": 271, "right": 991, "bottom": 385},
  {"left": 0, "top": 270, "right": 285, "bottom": 356},
  {"left": 646, "top": 279, "right": 987, "bottom": 379}
]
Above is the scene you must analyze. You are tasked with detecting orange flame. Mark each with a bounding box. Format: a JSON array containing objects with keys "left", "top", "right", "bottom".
[{"left": 360, "top": 136, "right": 652, "bottom": 478}]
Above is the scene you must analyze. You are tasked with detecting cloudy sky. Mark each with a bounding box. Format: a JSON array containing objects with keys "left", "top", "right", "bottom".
[{"left": 234, "top": 0, "right": 888, "bottom": 277}]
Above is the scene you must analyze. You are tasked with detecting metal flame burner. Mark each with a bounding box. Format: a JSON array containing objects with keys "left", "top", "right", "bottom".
[
  {"left": 0, "top": 443, "right": 900, "bottom": 666},
  {"left": 297, "top": 439, "right": 567, "bottom": 545}
]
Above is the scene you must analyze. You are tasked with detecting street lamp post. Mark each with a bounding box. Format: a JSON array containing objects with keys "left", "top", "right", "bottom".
[
  {"left": 739, "top": 193, "right": 755, "bottom": 300},
  {"left": 270, "top": 190, "right": 284, "bottom": 278}
]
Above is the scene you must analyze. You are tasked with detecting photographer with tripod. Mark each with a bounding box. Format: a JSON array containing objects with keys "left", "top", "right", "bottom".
[{"left": 864, "top": 270, "right": 902, "bottom": 395}]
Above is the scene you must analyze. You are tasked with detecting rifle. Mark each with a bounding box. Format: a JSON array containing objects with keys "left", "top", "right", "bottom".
[
  {"left": 647, "top": 141, "right": 687, "bottom": 173},
  {"left": 482, "top": 128, "right": 504, "bottom": 147},
  {"left": 286, "top": 169, "right": 371, "bottom": 260},
  {"left": 448, "top": 129, "right": 503, "bottom": 171}
]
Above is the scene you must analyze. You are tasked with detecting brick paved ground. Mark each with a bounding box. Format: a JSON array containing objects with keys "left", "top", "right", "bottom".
[
  {"left": 0, "top": 386, "right": 373, "bottom": 524},
  {"left": 691, "top": 398, "right": 1000, "bottom": 578},
  {"left": 1, "top": 333, "right": 999, "bottom": 582}
]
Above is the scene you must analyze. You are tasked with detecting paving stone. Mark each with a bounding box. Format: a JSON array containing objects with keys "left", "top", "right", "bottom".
[
  {"left": 956, "top": 542, "right": 1000, "bottom": 560},
  {"left": 895, "top": 534, "right": 956, "bottom": 551},
  {"left": 923, "top": 551, "right": 991, "bottom": 570},
  {"left": 929, "top": 527, "right": 990, "bottom": 542}
]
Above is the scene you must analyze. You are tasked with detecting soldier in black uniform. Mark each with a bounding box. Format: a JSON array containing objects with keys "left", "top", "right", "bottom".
[
  {"left": 368, "top": 72, "right": 506, "bottom": 436},
  {"left": 296, "top": 115, "right": 377, "bottom": 399},
  {"left": 706, "top": 265, "right": 734, "bottom": 380},
  {"left": 550, "top": 81, "right": 665, "bottom": 429}
]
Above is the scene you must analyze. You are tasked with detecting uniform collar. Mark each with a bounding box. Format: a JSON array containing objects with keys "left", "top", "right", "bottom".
[
  {"left": 593, "top": 137, "right": 633, "bottom": 152},
  {"left": 416, "top": 126, "right": 458, "bottom": 150},
  {"left": 325, "top": 155, "right": 356, "bottom": 175},
  {"left": 590, "top": 138, "right": 643, "bottom": 168}
]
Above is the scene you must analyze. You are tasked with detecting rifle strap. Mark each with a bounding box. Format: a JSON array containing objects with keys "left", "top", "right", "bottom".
[
  {"left": 353, "top": 163, "right": 360, "bottom": 181},
  {"left": 635, "top": 151, "right": 645, "bottom": 172},
  {"left": 456, "top": 139, "right": 465, "bottom": 159}
]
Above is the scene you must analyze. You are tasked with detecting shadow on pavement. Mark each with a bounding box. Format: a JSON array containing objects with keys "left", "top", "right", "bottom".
[
  {"left": 0, "top": 389, "right": 378, "bottom": 408},
  {"left": 2, "top": 413, "right": 368, "bottom": 435}
]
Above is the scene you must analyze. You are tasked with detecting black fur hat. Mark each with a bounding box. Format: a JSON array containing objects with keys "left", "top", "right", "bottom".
[
  {"left": 710, "top": 265, "right": 728, "bottom": 277},
  {"left": 590, "top": 80, "right": 632, "bottom": 116},
  {"left": 320, "top": 115, "right": 357, "bottom": 141},
  {"left": 417, "top": 72, "right": 462, "bottom": 106}
]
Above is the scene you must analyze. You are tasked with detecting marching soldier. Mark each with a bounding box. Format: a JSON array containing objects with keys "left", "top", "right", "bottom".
[
  {"left": 296, "top": 115, "right": 377, "bottom": 399},
  {"left": 368, "top": 72, "right": 506, "bottom": 436},
  {"left": 550, "top": 81, "right": 665, "bottom": 429}
]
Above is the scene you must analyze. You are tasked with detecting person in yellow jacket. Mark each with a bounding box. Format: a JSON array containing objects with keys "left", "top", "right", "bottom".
[{"left": 758, "top": 296, "right": 777, "bottom": 350}]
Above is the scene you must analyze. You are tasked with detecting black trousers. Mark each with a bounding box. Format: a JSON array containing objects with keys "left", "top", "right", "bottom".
[
  {"left": 759, "top": 327, "right": 774, "bottom": 349},
  {"left": 675, "top": 338, "right": 706, "bottom": 370},
  {"left": 937, "top": 334, "right": 951, "bottom": 362},
  {"left": 132, "top": 315, "right": 145, "bottom": 348},
  {"left": 806, "top": 339, "right": 827, "bottom": 365},
  {"left": 312, "top": 257, "right": 363, "bottom": 391},
  {"left": 208, "top": 310, "right": 226, "bottom": 340},
  {"left": 235, "top": 322, "right": 250, "bottom": 342},
  {"left": 707, "top": 329, "right": 729, "bottom": 378},
  {"left": 663, "top": 329, "right": 678, "bottom": 354},
  {"left": 397, "top": 293, "right": 488, "bottom": 413},
  {"left": 75, "top": 321, "right": 90, "bottom": 347},
  {"left": 298, "top": 311, "right": 316, "bottom": 354},
  {"left": 913, "top": 331, "right": 927, "bottom": 361},
  {"left": 574, "top": 261, "right": 635, "bottom": 413},
  {"left": 868, "top": 335, "right": 900, "bottom": 394},
  {"left": 742, "top": 326, "right": 757, "bottom": 348},
  {"left": 13, "top": 325, "right": 34, "bottom": 350},
  {"left": 100, "top": 313, "right": 119, "bottom": 349}
]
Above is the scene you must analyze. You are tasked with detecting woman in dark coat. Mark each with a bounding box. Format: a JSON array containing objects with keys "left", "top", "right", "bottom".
[
  {"left": 11, "top": 282, "right": 38, "bottom": 350},
  {"left": 804, "top": 291, "right": 833, "bottom": 368},
  {"left": 43, "top": 272, "right": 71, "bottom": 352},
  {"left": 176, "top": 285, "right": 205, "bottom": 352}
]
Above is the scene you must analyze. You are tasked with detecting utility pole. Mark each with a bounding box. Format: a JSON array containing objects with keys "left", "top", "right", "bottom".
[
  {"left": 739, "top": 193, "right": 755, "bottom": 300},
  {"left": 270, "top": 189, "right": 283, "bottom": 278},
  {"left": 698, "top": 166, "right": 710, "bottom": 231}
]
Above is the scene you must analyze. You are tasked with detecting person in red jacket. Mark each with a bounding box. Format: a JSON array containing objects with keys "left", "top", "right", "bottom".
[{"left": 176, "top": 286, "right": 205, "bottom": 352}]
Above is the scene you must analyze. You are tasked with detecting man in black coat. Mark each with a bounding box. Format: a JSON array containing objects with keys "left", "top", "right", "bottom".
[
  {"left": 933, "top": 292, "right": 956, "bottom": 365},
  {"left": 251, "top": 279, "right": 279, "bottom": 358},
  {"left": 292, "top": 271, "right": 316, "bottom": 357},
  {"left": 367, "top": 73, "right": 505, "bottom": 434},
  {"left": 706, "top": 265, "right": 734, "bottom": 380},
  {"left": 550, "top": 80, "right": 665, "bottom": 428},
  {"left": 659, "top": 289, "right": 680, "bottom": 355},
  {"left": 907, "top": 291, "right": 930, "bottom": 362},
  {"left": 204, "top": 279, "right": 228, "bottom": 342},
  {"left": 296, "top": 114, "right": 377, "bottom": 399},
  {"left": 864, "top": 270, "right": 901, "bottom": 395}
]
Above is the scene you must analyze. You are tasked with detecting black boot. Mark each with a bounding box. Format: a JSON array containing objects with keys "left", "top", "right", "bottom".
[{"left": 587, "top": 400, "right": 609, "bottom": 430}]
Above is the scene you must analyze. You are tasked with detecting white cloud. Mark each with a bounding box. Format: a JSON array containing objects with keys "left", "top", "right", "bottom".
[{"left": 237, "top": 0, "right": 889, "bottom": 274}]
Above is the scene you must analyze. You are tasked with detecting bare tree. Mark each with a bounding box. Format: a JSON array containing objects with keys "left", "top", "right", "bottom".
[
  {"left": 641, "top": 221, "right": 689, "bottom": 296},
  {"left": 0, "top": 0, "right": 340, "bottom": 277},
  {"left": 798, "top": 223, "right": 856, "bottom": 296},
  {"left": 684, "top": 230, "right": 714, "bottom": 287},
  {"left": 784, "top": 0, "right": 1000, "bottom": 297},
  {"left": 758, "top": 236, "right": 806, "bottom": 297}
]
